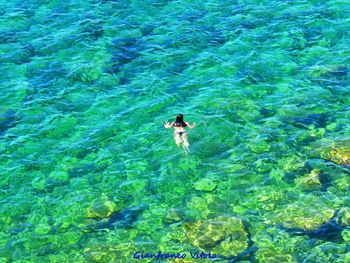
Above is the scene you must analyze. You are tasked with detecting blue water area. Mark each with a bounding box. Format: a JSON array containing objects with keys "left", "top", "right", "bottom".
[{"left": 0, "top": 0, "right": 350, "bottom": 262}]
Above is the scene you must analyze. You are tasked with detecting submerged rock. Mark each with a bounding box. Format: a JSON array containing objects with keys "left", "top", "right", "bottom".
[
  {"left": 44, "top": 171, "right": 70, "bottom": 193},
  {"left": 281, "top": 155, "right": 305, "bottom": 173},
  {"left": 310, "top": 64, "right": 348, "bottom": 78},
  {"left": 292, "top": 113, "right": 329, "bottom": 128},
  {"left": 260, "top": 107, "right": 276, "bottom": 118},
  {"left": 276, "top": 198, "right": 335, "bottom": 231},
  {"left": 295, "top": 169, "right": 332, "bottom": 192},
  {"left": 193, "top": 178, "right": 217, "bottom": 192},
  {"left": 282, "top": 210, "right": 344, "bottom": 243},
  {"left": 83, "top": 244, "right": 118, "bottom": 262},
  {"left": 311, "top": 139, "right": 350, "bottom": 166},
  {"left": 185, "top": 216, "right": 249, "bottom": 258},
  {"left": 339, "top": 208, "right": 350, "bottom": 227},
  {"left": 68, "top": 164, "right": 105, "bottom": 178},
  {"left": 164, "top": 209, "right": 184, "bottom": 224},
  {"left": 71, "top": 65, "right": 103, "bottom": 82},
  {"left": 83, "top": 204, "right": 148, "bottom": 232},
  {"left": 249, "top": 138, "right": 271, "bottom": 153},
  {"left": 328, "top": 142, "right": 350, "bottom": 166},
  {"left": 87, "top": 198, "right": 119, "bottom": 219}
]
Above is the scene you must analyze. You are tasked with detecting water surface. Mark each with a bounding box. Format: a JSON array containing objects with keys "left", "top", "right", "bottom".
[{"left": 0, "top": 0, "right": 350, "bottom": 262}]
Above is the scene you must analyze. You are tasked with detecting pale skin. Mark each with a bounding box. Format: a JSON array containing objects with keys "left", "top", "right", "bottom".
[{"left": 164, "top": 121, "right": 196, "bottom": 152}]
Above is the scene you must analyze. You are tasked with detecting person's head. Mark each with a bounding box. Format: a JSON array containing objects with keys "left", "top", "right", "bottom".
[{"left": 176, "top": 114, "right": 184, "bottom": 122}]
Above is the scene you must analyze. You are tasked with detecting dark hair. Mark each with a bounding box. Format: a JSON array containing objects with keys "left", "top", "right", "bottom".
[{"left": 176, "top": 114, "right": 184, "bottom": 122}]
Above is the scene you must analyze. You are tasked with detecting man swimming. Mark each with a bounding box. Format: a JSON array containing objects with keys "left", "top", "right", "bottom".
[{"left": 164, "top": 114, "right": 196, "bottom": 153}]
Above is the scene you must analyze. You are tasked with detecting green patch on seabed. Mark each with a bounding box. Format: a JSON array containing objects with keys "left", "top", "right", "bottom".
[{"left": 0, "top": 0, "right": 350, "bottom": 262}]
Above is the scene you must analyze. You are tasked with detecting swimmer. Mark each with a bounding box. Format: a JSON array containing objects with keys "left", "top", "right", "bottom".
[{"left": 164, "top": 114, "right": 196, "bottom": 153}]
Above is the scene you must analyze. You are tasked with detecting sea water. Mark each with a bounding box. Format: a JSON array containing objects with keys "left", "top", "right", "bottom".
[{"left": 0, "top": 0, "right": 350, "bottom": 262}]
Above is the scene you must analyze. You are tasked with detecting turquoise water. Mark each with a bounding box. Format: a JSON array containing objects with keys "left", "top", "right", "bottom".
[{"left": 1, "top": 0, "right": 350, "bottom": 262}]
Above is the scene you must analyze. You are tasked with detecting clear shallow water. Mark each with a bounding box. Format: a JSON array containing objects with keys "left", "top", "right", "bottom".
[{"left": 0, "top": 0, "right": 350, "bottom": 262}]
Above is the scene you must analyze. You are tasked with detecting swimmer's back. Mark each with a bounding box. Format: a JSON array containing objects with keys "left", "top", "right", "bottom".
[{"left": 172, "top": 121, "right": 187, "bottom": 127}]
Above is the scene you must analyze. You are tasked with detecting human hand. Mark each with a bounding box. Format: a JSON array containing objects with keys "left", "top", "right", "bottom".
[{"left": 164, "top": 121, "right": 171, "bottom": 128}]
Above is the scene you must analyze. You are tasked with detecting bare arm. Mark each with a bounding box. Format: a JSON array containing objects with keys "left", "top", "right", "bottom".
[
  {"left": 185, "top": 122, "right": 196, "bottom": 128},
  {"left": 164, "top": 121, "right": 174, "bottom": 128}
]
